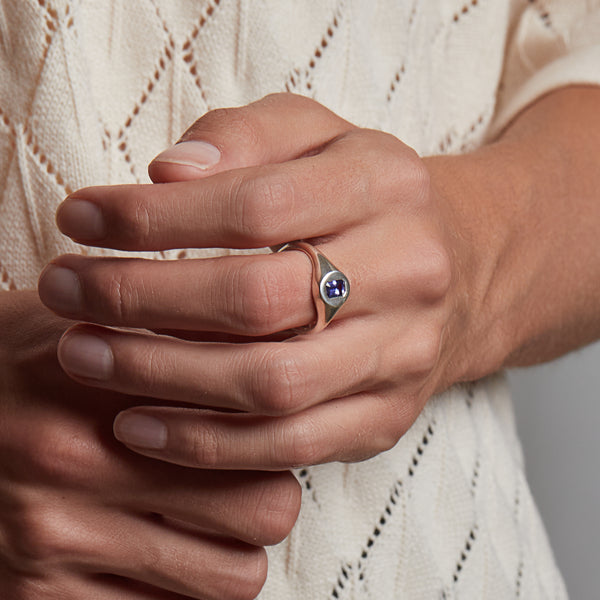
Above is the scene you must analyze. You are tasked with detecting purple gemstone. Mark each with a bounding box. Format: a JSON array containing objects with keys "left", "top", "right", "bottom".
[{"left": 325, "top": 279, "right": 346, "bottom": 298}]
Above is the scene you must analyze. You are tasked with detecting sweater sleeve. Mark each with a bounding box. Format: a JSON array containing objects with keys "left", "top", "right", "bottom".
[{"left": 488, "top": 0, "right": 600, "bottom": 139}]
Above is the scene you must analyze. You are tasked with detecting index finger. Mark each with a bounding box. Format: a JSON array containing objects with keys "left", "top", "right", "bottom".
[
  {"left": 56, "top": 93, "right": 355, "bottom": 249},
  {"left": 56, "top": 128, "right": 405, "bottom": 251}
]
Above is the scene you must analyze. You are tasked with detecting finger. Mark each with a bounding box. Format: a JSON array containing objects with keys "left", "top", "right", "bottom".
[
  {"left": 55, "top": 129, "right": 394, "bottom": 251},
  {"left": 6, "top": 394, "right": 300, "bottom": 547},
  {"left": 40, "top": 205, "right": 435, "bottom": 336},
  {"left": 88, "top": 512, "right": 268, "bottom": 600},
  {"left": 93, "top": 577, "right": 205, "bottom": 600},
  {"left": 148, "top": 93, "right": 354, "bottom": 183},
  {"left": 57, "top": 320, "right": 379, "bottom": 416},
  {"left": 8, "top": 496, "right": 267, "bottom": 600},
  {"left": 113, "top": 393, "right": 415, "bottom": 471},
  {"left": 38, "top": 252, "right": 316, "bottom": 334},
  {"left": 117, "top": 469, "right": 301, "bottom": 547},
  {"left": 14, "top": 573, "right": 198, "bottom": 600},
  {"left": 13, "top": 399, "right": 300, "bottom": 547}
]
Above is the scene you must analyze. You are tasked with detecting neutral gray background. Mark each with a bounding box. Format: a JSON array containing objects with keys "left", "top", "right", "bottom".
[{"left": 508, "top": 340, "right": 600, "bottom": 599}]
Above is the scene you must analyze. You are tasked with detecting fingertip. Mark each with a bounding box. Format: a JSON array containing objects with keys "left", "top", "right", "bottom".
[
  {"left": 58, "top": 326, "right": 114, "bottom": 382},
  {"left": 113, "top": 410, "right": 168, "bottom": 450},
  {"left": 37, "top": 262, "right": 83, "bottom": 317},
  {"left": 56, "top": 198, "right": 106, "bottom": 242}
]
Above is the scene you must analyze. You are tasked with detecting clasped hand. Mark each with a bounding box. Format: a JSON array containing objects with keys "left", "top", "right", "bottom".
[
  {"left": 39, "top": 93, "right": 475, "bottom": 471},
  {"left": 0, "top": 291, "right": 298, "bottom": 599}
]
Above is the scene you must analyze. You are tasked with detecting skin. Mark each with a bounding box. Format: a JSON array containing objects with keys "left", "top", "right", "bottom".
[
  {"left": 35, "top": 86, "right": 600, "bottom": 473},
  {"left": 2, "top": 86, "right": 598, "bottom": 597},
  {"left": 0, "top": 291, "right": 301, "bottom": 599}
]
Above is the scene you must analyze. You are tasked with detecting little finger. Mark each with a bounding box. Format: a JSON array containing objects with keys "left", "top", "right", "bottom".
[
  {"left": 115, "top": 469, "right": 301, "bottom": 547},
  {"left": 112, "top": 393, "right": 417, "bottom": 470}
]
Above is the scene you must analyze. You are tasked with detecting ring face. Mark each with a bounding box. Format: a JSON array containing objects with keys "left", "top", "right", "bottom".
[
  {"left": 277, "top": 241, "right": 350, "bottom": 333},
  {"left": 320, "top": 270, "right": 349, "bottom": 307}
]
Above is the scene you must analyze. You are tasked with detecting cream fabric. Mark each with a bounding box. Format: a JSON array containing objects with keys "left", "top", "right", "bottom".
[{"left": 2, "top": 0, "right": 599, "bottom": 597}]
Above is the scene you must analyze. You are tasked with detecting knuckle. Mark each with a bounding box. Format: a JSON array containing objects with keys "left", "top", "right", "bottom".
[
  {"left": 375, "top": 395, "right": 416, "bottom": 450},
  {"left": 99, "top": 270, "right": 139, "bottom": 323},
  {"left": 235, "top": 171, "right": 294, "bottom": 243},
  {"left": 116, "top": 189, "right": 152, "bottom": 245},
  {"left": 376, "top": 421, "right": 405, "bottom": 455},
  {"left": 133, "top": 195, "right": 152, "bottom": 243},
  {"left": 406, "top": 156, "right": 431, "bottom": 205},
  {"left": 233, "top": 262, "right": 285, "bottom": 335},
  {"left": 256, "top": 92, "right": 328, "bottom": 118},
  {"left": 342, "top": 401, "right": 403, "bottom": 461},
  {"left": 368, "top": 430, "right": 399, "bottom": 458},
  {"left": 26, "top": 427, "right": 101, "bottom": 488},
  {"left": 259, "top": 91, "right": 295, "bottom": 107},
  {"left": 129, "top": 342, "right": 170, "bottom": 394},
  {"left": 138, "top": 541, "right": 173, "bottom": 579},
  {"left": 224, "top": 547, "right": 268, "bottom": 600},
  {"left": 410, "top": 328, "right": 443, "bottom": 377},
  {"left": 339, "top": 130, "right": 431, "bottom": 210},
  {"left": 285, "top": 417, "right": 323, "bottom": 467},
  {"left": 376, "top": 400, "right": 412, "bottom": 452},
  {"left": 251, "top": 346, "right": 306, "bottom": 414},
  {"left": 192, "top": 107, "right": 262, "bottom": 158},
  {"left": 343, "top": 126, "right": 381, "bottom": 149},
  {"left": 9, "top": 503, "right": 71, "bottom": 566},
  {"left": 343, "top": 129, "right": 405, "bottom": 194},
  {"left": 417, "top": 244, "right": 453, "bottom": 301},
  {"left": 250, "top": 474, "right": 302, "bottom": 545},
  {"left": 338, "top": 131, "right": 379, "bottom": 194},
  {"left": 189, "top": 421, "right": 221, "bottom": 468}
]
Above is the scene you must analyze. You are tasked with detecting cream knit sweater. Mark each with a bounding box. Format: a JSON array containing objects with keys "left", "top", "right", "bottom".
[{"left": 2, "top": 1, "right": 600, "bottom": 598}]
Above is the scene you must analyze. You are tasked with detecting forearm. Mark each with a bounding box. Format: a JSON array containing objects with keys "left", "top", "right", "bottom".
[{"left": 428, "top": 85, "right": 600, "bottom": 383}]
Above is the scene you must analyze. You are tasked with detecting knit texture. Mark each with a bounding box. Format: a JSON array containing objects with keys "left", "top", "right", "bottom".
[{"left": 2, "top": 0, "right": 599, "bottom": 597}]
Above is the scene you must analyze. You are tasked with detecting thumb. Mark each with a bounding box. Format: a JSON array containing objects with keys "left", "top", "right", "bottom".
[{"left": 148, "top": 93, "right": 354, "bottom": 183}]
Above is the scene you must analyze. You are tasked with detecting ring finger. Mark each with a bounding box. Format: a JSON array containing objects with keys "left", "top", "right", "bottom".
[
  {"left": 38, "top": 233, "right": 368, "bottom": 335},
  {"left": 110, "top": 467, "right": 301, "bottom": 547}
]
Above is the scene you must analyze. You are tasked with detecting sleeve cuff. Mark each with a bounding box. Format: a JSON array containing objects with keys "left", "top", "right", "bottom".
[{"left": 487, "top": 44, "right": 600, "bottom": 140}]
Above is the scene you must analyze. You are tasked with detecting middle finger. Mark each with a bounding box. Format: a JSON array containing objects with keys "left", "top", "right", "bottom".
[
  {"left": 54, "top": 134, "right": 382, "bottom": 252},
  {"left": 57, "top": 319, "right": 383, "bottom": 416}
]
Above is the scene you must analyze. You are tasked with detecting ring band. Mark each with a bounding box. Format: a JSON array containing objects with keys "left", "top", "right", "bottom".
[{"left": 277, "top": 241, "right": 350, "bottom": 333}]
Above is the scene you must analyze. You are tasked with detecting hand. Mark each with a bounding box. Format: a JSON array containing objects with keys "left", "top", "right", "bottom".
[
  {"left": 0, "top": 291, "right": 300, "bottom": 599},
  {"left": 38, "top": 94, "right": 489, "bottom": 470}
]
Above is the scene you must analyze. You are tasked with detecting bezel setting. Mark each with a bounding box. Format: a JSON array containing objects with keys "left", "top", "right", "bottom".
[{"left": 320, "top": 270, "right": 350, "bottom": 308}]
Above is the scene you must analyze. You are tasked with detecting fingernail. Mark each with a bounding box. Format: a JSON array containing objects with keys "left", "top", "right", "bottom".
[
  {"left": 38, "top": 265, "right": 82, "bottom": 315},
  {"left": 57, "top": 199, "right": 106, "bottom": 241},
  {"left": 152, "top": 140, "right": 221, "bottom": 172},
  {"left": 59, "top": 332, "right": 113, "bottom": 380},
  {"left": 114, "top": 413, "right": 168, "bottom": 450}
]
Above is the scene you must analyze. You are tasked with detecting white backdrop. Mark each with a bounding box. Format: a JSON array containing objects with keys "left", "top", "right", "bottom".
[{"left": 509, "top": 340, "right": 600, "bottom": 600}]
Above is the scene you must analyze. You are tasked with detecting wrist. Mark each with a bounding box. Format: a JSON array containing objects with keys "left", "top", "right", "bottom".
[{"left": 424, "top": 143, "right": 529, "bottom": 385}]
